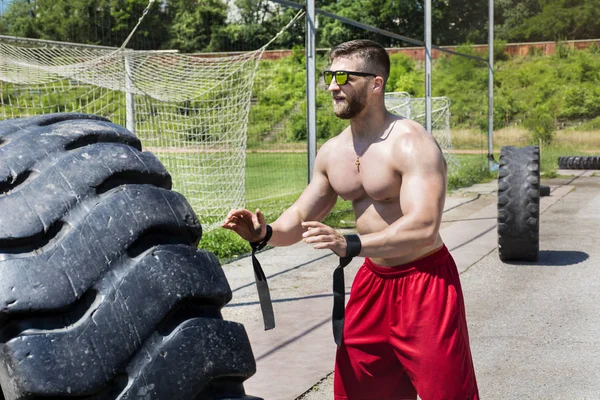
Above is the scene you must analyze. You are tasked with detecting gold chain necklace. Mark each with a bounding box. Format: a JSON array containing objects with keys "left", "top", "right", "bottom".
[{"left": 352, "top": 120, "right": 397, "bottom": 172}]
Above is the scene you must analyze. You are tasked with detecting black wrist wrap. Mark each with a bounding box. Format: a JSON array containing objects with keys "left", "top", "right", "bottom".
[
  {"left": 250, "top": 225, "right": 275, "bottom": 330},
  {"left": 332, "top": 234, "right": 362, "bottom": 346},
  {"left": 344, "top": 234, "right": 362, "bottom": 258}
]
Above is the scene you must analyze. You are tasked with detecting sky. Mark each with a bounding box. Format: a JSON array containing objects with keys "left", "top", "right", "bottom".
[{"left": 0, "top": 0, "right": 12, "bottom": 15}]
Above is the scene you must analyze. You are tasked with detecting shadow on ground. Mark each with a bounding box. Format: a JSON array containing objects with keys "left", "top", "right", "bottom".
[{"left": 505, "top": 250, "right": 589, "bottom": 266}]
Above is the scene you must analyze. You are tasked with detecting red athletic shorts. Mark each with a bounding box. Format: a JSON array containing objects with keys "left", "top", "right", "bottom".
[{"left": 334, "top": 245, "right": 479, "bottom": 400}]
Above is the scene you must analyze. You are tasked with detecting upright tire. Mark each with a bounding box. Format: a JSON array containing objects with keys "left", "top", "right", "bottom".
[
  {"left": 0, "top": 114, "right": 260, "bottom": 400},
  {"left": 558, "top": 155, "right": 600, "bottom": 170},
  {"left": 497, "top": 146, "right": 540, "bottom": 262}
]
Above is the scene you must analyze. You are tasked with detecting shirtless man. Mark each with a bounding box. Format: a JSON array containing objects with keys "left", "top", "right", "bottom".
[{"left": 222, "top": 39, "right": 479, "bottom": 400}]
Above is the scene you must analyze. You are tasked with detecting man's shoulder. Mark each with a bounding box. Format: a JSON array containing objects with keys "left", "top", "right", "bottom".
[
  {"left": 389, "top": 118, "right": 444, "bottom": 160},
  {"left": 389, "top": 117, "right": 437, "bottom": 144},
  {"left": 392, "top": 117, "right": 428, "bottom": 137},
  {"left": 319, "top": 126, "right": 350, "bottom": 152}
]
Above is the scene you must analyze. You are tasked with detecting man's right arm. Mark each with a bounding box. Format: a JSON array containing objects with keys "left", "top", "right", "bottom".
[
  {"left": 268, "top": 144, "right": 338, "bottom": 246},
  {"left": 222, "top": 141, "right": 338, "bottom": 246}
]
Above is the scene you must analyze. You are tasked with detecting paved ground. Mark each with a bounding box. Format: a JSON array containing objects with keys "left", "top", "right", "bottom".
[{"left": 221, "top": 170, "right": 600, "bottom": 400}]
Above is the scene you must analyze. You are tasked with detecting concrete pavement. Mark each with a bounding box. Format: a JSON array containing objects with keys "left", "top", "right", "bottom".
[{"left": 220, "top": 170, "right": 599, "bottom": 399}]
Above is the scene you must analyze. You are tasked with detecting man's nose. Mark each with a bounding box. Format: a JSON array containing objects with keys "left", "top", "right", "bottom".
[{"left": 327, "top": 79, "right": 340, "bottom": 92}]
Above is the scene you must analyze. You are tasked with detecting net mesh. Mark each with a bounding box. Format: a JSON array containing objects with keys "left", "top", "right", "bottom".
[
  {"left": 0, "top": 41, "right": 258, "bottom": 230},
  {"left": 384, "top": 91, "right": 411, "bottom": 118},
  {"left": 0, "top": 11, "right": 304, "bottom": 231}
]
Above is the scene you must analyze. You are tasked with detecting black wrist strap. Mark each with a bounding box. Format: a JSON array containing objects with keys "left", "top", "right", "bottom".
[
  {"left": 332, "top": 234, "right": 362, "bottom": 346},
  {"left": 249, "top": 225, "right": 275, "bottom": 330}
]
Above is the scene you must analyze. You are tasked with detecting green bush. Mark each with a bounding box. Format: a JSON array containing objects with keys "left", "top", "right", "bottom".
[
  {"left": 588, "top": 43, "right": 600, "bottom": 56},
  {"left": 576, "top": 116, "right": 600, "bottom": 130},
  {"left": 528, "top": 45, "right": 544, "bottom": 57},
  {"left": 556, "top": 41, "right": 573, "bottom": 60},
  {"left": 559, "top": 84, "right": 600, "bottom": 119},
  {"left": 493, "top": 40, "right": 509, "bottom": 62},
  {"left": 433, "top": 44, "right": 488, "bottom": 128},
  {"left": 524, "top": 105, "right": 555, "bottom": 144},
  {"left": 244, "top": 46, "right": 600, "bottom": 143},
  {"left": 433, "top": 45, "right": 600, "bottom": 130},
  {"left": 436, "top": 43, "right": 483, "bottom": 82},
  {"left": 289, "top": 108, "right": 347, "bottom": 141},
  {"left": 387, "top": 53, "right": 423, "bottom": 96},
  {"left": 447, "top": 156, "right": 495, "bottom": 192}
]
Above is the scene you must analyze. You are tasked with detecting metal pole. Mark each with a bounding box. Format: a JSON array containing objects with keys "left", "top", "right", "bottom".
[
  {"left": 306, "top": 0, "right": 317, "bottom": 183},
  {"left": 124, "top": 53, "right": 136, "bottom": 134},
  {"left": 425, "top": 0, "right": 432, "bottom": 133},
  {"left": 488, "top": 0, "right": 495, "bottom": 170}
]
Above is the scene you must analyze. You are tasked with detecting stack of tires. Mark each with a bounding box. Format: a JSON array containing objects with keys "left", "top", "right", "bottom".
[
  {"left": 557, "top": 156, "right": 600, "bottom": 170},
  {"left": 0, "top": 114, "right": 260, "bottom": 400}
]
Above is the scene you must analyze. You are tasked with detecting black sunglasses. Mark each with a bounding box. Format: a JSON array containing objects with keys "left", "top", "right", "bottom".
[{"left": 323, "top": 70, "right": 377, "bottom": 85}]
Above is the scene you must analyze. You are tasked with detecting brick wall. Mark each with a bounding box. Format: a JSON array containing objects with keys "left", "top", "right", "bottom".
[
  {"left": 203, "top": 39, "right": 600, "bottom": 61},
  {"left": 387, "top": 39, "right": 600, "bottom": 61}
]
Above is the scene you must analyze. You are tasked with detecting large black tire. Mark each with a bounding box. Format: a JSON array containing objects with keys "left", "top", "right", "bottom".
[
  {"left": 497, "top": 146, "right": 540, "bottom": 262},
  {"left": 0, "top": 114, "right": 260, "bottom": 400},
  {"left": 557, "top": 155, "right": 600, "bottom": 169}
]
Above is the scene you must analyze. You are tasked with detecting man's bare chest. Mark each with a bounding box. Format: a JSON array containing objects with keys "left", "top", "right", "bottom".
[{"left": 327, "top": 153, "right": 401, "bottom": 202}]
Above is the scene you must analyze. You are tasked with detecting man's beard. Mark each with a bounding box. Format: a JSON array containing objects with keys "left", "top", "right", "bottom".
[{"left": 333, "top": 87, "right": 368, "bottom": 119}]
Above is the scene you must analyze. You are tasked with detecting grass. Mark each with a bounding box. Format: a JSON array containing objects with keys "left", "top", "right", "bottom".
[
  {"left": 245, "top": 152, "right": 307, "bottom": 206},
  {"left": 452, "top": 127, "right": 529, "bottom": 149},
  {"left": 452, "top": 126, "right": 600, "bottom": 151},
  {"left": 449, "top": 127, "right": 599, "bottom": 176},
  {"left": 447, "top": 154, "right": 495, "bottom": 191}
]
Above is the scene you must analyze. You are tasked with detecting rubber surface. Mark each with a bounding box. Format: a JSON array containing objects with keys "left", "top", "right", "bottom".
[
  {"left": 497, "top": 146, "right": 540, "bottom": 262},
  {"left": 0, "top": 113, "right": 259, "bottom": 400},
  {"left": 557, "top": 156, "right": 600, "bottom": 170}
]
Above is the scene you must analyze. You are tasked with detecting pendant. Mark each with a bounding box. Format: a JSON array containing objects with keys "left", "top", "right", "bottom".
[{"left": 355, "top": 157, "right": 360, "bottom": 172}]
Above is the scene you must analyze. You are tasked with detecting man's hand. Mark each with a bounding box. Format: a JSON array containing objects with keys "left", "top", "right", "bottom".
[
  {"left": 222, "top": 208, "right": 266, "bottom": 242},
  {"left": 301, "top": 221, "right": 347, "bottom": 257}
]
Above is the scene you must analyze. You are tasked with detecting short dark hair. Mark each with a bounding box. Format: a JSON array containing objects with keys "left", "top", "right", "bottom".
[{"left": 329, "top": 39, "right": 391, "bottom": 83}]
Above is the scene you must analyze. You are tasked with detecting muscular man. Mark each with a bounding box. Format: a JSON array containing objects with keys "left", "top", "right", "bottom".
[{"left": 223, "top": 39, "right": 479, "bottom": 400}]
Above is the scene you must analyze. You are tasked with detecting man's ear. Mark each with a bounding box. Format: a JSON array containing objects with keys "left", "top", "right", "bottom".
[{"left": 372, "top": 76, "right": 385, "bottom": 93}]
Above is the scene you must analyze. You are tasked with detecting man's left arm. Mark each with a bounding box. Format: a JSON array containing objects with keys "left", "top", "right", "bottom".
[{"left": 358, "top": 128, "right": 447, "bottom": 258}]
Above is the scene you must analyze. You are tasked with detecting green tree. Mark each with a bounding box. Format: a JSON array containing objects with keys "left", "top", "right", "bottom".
[
  {"left": 234, "top": 0, "right": 279, "bottom": 25},
  {"left": 208, "top": 0, "right": 276, "bottom": 52},
  {"left": 32, "top": 0, "right": 107, "bottom": 44},
  {"left": 109, "top": 0, "right": 168, "bottom": 49},
  {"left": 434, "top": 0, "right": 489, "bottom": 45},
  {"left": 494, "top": 0, "right": 540, "bottom": 41},
  {"left": 167, "top": 0, "right": 228, "bottom": 52},
  {"left": 317, "top": 0, "right": 425, "bottom": 48},
  {"left": 210, "top": 1, "right": 303, "bottom": 51},
  {"left": 519, "top": 0, "right": 600, "bottom": 41},
  {"left": 0, "top": 0, "right": 40, "bottom": 38},
  {"left": 0, "top": 0, "right": 169, "bottom": 49},
  {"left": 496, "top": 0, "right": 600, "bottom": 42},
  {"left": 315, "top": 0, "right": 490, "bottom": 48}
]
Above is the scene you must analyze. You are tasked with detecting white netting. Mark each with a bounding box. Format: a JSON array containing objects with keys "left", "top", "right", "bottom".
[
  {"left": 0, "top": 11, "right": 304, "bottom": 231},
  {"left": 385, "top": 92, "right": 457, "bottom": 172},
  {"left": 384, "top": 91, "right": 411, "bottom": 118}
]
